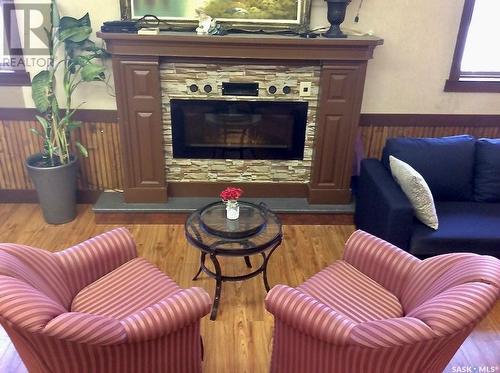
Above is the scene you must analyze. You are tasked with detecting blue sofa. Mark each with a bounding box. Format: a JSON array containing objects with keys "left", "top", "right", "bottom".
[{"left": 355, "top": 135, "right": 500, "bottom": 258}]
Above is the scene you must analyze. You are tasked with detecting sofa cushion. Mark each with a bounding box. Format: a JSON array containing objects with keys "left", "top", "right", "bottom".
[
  {"left": 72, "top": 258, "right": 182, "bottom": 319},
  {"left": 410, "top": 202, "right": 500, "bottom": 257},
  {"left": 474, "top": 138, "right": 500, "bottom": 202},
  {"left": 297, "top": 260, "right": 403, "bottom": 323},
  {"left": 382, "top": 135, "right": 476, "bottom": 201}
]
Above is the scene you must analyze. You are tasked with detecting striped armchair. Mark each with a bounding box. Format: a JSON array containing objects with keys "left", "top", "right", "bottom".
[
  {"left": 0, "top": 228, "right": 211, "bottom": 373},
  {"left": 265, "top": 230, "right": 500, "bottom": 373}
]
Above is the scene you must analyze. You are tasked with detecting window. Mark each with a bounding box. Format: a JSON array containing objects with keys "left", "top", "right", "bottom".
[
  {"left": 0, "top": 0, "right": 30, "bottom": 86},
  {"left": 445, "top": 0, "right": 500, "bottom": 92}
]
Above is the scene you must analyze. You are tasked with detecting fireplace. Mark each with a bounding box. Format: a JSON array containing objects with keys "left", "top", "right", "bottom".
[
  {"left": 170, "top": 99, "right": 308, "bottom": 160},
  {"left": 98, "top": 31, "right": 383, "bottom": 203}
]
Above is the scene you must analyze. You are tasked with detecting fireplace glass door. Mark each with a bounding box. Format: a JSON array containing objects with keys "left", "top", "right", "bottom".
[{"left": 170, "top": 99, "right": 308, "bottom": 160}]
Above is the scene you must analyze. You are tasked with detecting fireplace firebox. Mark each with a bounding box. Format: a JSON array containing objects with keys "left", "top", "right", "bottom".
[{"left": 170, "top": 99, "right": 308, "bottom": 160}]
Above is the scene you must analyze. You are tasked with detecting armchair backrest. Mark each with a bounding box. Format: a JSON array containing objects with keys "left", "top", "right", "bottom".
[
  {"left": 54, "top": 228, "right": 137, "bottom": 298},
  {"left": 0, "top": 245, "right": 72, "bottom": 332},
  {"left": 0, "top": 244, "right": 72, "bottom": 308}
]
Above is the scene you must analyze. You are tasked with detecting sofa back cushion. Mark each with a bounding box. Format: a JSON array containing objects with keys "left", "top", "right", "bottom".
[
  {"left": 382, "top": 135, "right": 476, "bottom": 201},
  {"left": 474, "top": 138, "right": 500, "bottom": 202}
]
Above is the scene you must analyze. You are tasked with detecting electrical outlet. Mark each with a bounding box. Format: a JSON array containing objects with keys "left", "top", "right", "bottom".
[{"left": 299, "top": 82, "right": 312, "bottom": 96}]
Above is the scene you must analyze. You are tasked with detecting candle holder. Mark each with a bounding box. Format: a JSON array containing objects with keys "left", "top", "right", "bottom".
[{"left": 323, "top": 0, "right": 351, "bottom": 38}]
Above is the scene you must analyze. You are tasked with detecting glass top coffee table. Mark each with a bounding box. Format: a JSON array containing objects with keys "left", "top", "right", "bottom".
[{"left": 185, "top": 201, "right": 282, "bottom": 320}]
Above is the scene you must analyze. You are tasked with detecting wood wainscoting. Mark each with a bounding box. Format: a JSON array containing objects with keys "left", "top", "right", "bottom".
[
  {"left": 1, "top": 110, "right": 500, "bottom": 203},
  {"left": 359, "top": 114, "right": 500, "bottom": 159},
  {"left": 0, "top": 109, "right": 123, "bottom": 202}
]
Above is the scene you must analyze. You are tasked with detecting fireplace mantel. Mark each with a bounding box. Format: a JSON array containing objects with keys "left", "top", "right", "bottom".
[
  {"left": 98, "top": 32, "right": 383, "bottom": 204},
  {"left": 98, "top": 32, "right": 382, "bottom": 60}
]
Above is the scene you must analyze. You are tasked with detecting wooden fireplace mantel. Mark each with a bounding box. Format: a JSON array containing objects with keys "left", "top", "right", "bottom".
[{"left": 98, "top": 31, "right": 383, "bottom": 204}]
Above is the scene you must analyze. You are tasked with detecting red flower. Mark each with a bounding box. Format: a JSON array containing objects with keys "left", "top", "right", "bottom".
[{"left": 220, "top": 187, "right": 243, "bottom": 201}]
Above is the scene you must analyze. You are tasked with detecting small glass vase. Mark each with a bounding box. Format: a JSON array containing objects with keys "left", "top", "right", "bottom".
[{"left": 226, "top": 200, "right": 240, "bottom": 220}]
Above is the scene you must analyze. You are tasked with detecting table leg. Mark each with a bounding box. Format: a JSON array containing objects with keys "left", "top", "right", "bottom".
[
  {"left": 244, "top": 256, "right": 252, "bottom": 268},
  {"left": 241, "top": 241, "right": 252, "bottom": 268},
  {"left": 209, "top": 253, "right": 222, "bottom": 321},
  {"left": 192, "top": 252, "right": 206, "bottom": 281},
  {"left": 262, "top": 243, "right": 280, "bottom": 292}
]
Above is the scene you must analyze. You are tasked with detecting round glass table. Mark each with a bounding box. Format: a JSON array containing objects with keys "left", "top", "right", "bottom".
[{"left": 185, "top": 201, "right": 283, "bottom": 320}]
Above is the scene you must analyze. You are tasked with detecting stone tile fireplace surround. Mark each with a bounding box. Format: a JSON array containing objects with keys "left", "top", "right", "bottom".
[
  {"left": 98, "top": 32, "right": 383, "bottom": 204},
  {"left": 161, "top": 63, "right": 320, "bottom": 183}
]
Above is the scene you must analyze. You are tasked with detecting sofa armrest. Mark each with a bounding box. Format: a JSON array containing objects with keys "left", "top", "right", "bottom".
[
  {"left": 343, "top": 230, "right": 420, "bottom": 298},
  {"left": 354, "top": 159, "right": 415, "bottom": 250},
  {"left": 55, "top": 228, "right": 137, "bottom": 296},
  {"left": 265, "top": 285, "right": 356, "bottom": 345},
  {"left": 121, "top": 287, "right": 211, "bottom": 343}
]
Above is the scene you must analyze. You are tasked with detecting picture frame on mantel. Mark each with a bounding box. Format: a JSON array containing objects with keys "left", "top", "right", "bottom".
[{"left": 119, "top": 0, "right": 312, "bottom": 31}]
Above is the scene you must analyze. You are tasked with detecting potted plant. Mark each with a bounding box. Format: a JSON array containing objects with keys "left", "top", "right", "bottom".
[{"left": 27, "top": 0, "right": 108, "bottom": 224}]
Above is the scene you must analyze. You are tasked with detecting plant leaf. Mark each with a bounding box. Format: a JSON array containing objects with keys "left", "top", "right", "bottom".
[
  {"left": 65, "top": 39, "right": 95, "bottom": 53},
  {"left": 51, "top": 98, "right": 60, "bottom": 123},
  {"left": 35, "top": 115, "right": 51, "bottom": 133},
  {"left": 59, "top": 13, "right": 91, "bottom": 31},
  {"left": 31, "top": 71, "right": 51, "bottom": 113},
  {"left": 51, "top": 0, "right": 60, "bottom": 28},
  {"left": 30, "top": 128, "right": 42, "bottom": 137},
  {"left": 72, "top": 55, "right": 92, "bottom": 67},
  {"left": 59, "top": 26, "right": 92, "bottom": 43},
  {"left": 75, "top": 141, "right": 88, "bottom": 158},
  {"left": 80, "top": 63, "right": 106, "bottom": 82}
]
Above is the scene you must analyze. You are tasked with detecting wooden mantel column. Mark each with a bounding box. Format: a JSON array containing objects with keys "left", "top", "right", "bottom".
[
  {"left": 98, "top": 32, "right": 383, "bottom": 204},
  {"left": 308, "top": 62, "right": 368, "bottom": 203},
  {"left": 112, "top": 55, "right": 166, "bottom": 203}
]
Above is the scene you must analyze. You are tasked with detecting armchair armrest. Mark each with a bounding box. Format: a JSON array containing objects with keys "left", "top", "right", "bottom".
[
  {"left": 55, "top": 228, "right": 137, "bottom": 297},
  {"left": 43, "top": 312, "right": 127, "bottom": 345},
  {"left": 121, "top": 287, "right": 211, "bottom": 343},
  {"left": 0, "top": 275, "right": 66, "bottom": 333},
  {"left": 355, "top": 159, "right": 415, "bottom": 249},
  {"left": 265, "top": 285, "right": 356, "bottom": 345},
  {"left": 343, "top": 230, "right": 420, "bottom": 298},
  {"left": 350, "top": 317, "right": 436, "bottom": 348}
]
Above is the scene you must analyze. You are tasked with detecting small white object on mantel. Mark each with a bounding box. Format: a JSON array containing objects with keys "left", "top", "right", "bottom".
[
  {"left": 195, "top": 9, "right": 213, "bottom": 35},
  {"left": 138, "top": 27, "right": 160, "bottom": 35}
]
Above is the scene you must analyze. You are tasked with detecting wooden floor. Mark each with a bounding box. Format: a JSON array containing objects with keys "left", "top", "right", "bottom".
[{"left": 0, "top": 204, "right": 498, "bottom": 373}]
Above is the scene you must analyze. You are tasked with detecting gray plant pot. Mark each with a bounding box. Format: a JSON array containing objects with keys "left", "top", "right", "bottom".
[{"left": 26, "top": 154, "right": 78, "bottom": 225}]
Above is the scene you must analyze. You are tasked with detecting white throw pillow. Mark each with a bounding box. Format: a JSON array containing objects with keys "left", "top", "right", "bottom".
[{"left": 389, "top": 155, "right": 439, "bottom": 230}]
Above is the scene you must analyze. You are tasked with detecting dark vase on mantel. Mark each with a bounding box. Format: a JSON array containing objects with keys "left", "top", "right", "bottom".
[{"left": 323, "top": 0, "right": 351, "bottom": 38}]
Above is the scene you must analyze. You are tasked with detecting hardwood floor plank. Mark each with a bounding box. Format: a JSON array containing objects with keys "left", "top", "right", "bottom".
[{"left": 0, "top": 204, "right": 497, "bottom": 373}]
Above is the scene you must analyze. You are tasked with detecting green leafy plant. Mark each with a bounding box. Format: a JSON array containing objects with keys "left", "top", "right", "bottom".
[{"left": 31, "top": 0, "right": 108, "bottom": 167}]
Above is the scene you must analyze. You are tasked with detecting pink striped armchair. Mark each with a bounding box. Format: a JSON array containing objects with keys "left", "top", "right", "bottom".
[
  {"left": 265, "top": 230, "right": 500, "bottom": 373},
  {"left": 0, "top": 228, "right": 211, "bottom": 373}
]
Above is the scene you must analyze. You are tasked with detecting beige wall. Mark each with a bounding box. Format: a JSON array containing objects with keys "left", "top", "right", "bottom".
[{"left": 2, "top": 0, "right": 499, "bottom": 114}]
